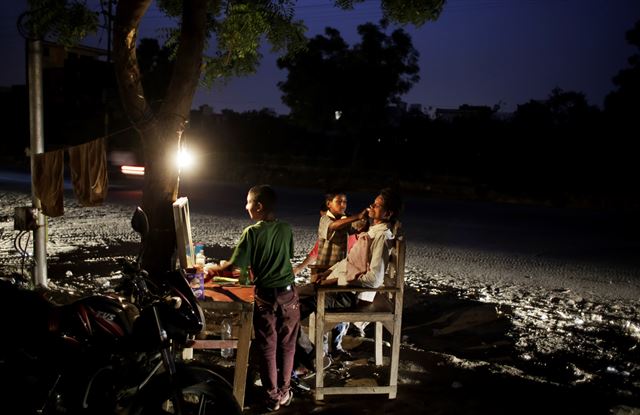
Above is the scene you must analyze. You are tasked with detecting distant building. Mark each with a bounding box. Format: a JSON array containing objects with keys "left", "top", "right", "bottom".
[
  {"left": 42, "top": 41, "right": 107, "bottom": 68},
  {"left": 41, "top": 41, "right": 108, "bottom": 110}
]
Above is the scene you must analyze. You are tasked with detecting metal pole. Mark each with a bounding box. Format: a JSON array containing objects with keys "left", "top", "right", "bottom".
[
  {"left": 104, "top": 0, "right": 113, "bottom": 139},
  {"left": 107, "top": 0, "right": 113, "bottom": 63},
  {"left": 28, "top": 39, "right": 48, "bottom": 288}
]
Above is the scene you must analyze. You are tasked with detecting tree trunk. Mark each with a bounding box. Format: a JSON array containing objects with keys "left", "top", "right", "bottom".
[{"left": 112, "top": 0, "right": 207, "bottom": 276}]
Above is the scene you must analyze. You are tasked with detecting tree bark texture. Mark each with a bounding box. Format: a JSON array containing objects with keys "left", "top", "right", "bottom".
[{"left": 112, "top": 0, "right": 207, "bottom": 275}]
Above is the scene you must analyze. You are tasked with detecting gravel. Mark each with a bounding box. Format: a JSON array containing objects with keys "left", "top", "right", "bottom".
[{"left": 1, "top": 182, "right": 639, "bottom": 407}]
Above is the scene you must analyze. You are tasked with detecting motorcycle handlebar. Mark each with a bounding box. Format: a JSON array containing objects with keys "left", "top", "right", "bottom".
[{"left": 114, "top": 260, "right": 160, "bottom": 306}]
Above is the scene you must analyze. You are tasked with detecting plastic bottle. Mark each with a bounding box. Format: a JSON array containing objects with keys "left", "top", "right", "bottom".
[
  {"left": 194, "top": 243, "right": 205, "bottom": 269},
  {"left": 220, "top": 319, "right": 234, "bottom": 358},
  {"left": 195, "top": 251, "right": 206, "bottom": 267}
]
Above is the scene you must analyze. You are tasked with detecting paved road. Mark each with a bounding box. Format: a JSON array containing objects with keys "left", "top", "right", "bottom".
[
  {"left": 178, "top": 177, "right": 640, "bottom": 301},
  {"left": 2, "top": 170, "right": 640, "bottom": 301}
]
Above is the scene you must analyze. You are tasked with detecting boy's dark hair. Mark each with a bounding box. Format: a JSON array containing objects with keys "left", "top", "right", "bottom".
[
  {"left": 324, "top": 188, "right": 346, "bottom": 203},
  {"left": 319, "top": 200, "right": 329, "bottom": 212},
  {"left": 379, "top": 187, "right": 403, "bottom": 224},
  {"left": 249, "top": 184, "right": 277, "bottom": 212}
]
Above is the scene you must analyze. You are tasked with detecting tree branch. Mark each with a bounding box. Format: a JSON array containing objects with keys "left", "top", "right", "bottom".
[
  {"left": 161, "top": 0, "right": 208, "bottom": 121},
  {"left": 113, "top": 0, "right": 153, "bottom": 127}
]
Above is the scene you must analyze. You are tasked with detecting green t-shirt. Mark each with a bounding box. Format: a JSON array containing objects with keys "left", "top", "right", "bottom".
[{"left": 229, "top": 220, "right": 294, "bottom": 288}]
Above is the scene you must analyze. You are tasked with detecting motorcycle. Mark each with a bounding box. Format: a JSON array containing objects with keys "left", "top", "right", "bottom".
[{"left": 0, "top": 207, "right": 241, "bottom": 415}]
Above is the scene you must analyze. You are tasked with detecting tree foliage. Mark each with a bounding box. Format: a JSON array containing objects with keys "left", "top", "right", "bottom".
[
  {"left": 22, "top": 0, "right": 98, "bottom": 44},
  {"left": 21, "top": 0, "right": 446, "bottom": 275},
  {"left": 336, "top": 0, "right": 445, "bottom": 26},
  {"left": 604, "top": 19, "right": 640, "bottom": 122},
  {"left": 277, "top": 22, "right": 420, "bottom": 131},
  {"left": 513, "top": 87, "right": 598, "bottom": 130}
]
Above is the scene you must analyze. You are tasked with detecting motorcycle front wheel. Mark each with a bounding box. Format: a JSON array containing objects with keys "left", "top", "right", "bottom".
[{"left": 129, "top": 364, "right": 241, "bottom": 415}]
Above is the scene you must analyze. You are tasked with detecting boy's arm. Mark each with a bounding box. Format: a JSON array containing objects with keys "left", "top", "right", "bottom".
[
  {"left": 315, "top": 268, "right": 338, "bottom": 285},
  {"left": 293, "top": 253, "right": 315, "bottom": 275},
  {"left": 293, "top": 239, "right": 320, "bottom": 275},
  {"left": 315, "top": 258, "right": 344, "bottom": 285},
  {"left": 206, "top": 226, "right": 251, "bottom": 278},
  {"left": 318, "top": 276, "right": 338, "bottom": 285},
  {"left": 327, "top": 208, "right": 368, "bottom": 232},
  {"left": 206, "top": 259, "right": 234, "bottom": 277}
]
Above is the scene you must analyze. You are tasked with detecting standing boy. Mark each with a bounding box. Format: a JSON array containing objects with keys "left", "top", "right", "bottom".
[{"left": 207, "top": 185, "right": 298, "bottom": 412}]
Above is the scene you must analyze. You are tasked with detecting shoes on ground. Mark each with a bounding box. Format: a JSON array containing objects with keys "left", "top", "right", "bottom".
[
  {"left": 301, "top": 368, "right": 315, "bottom": 380},
  {"left": 291, "top": 376, "right": 311, "bottom": 392},
  {"left": 266, "top": 388, "right": 294, "bottom": 412},
  {"left": 280, "top": 389, "right": 294, "bottom": 406},
  {"left": 266, "top": 399, "right": 280, "bottom": 412},
  {"left": 293, "top": 364, "right": 311, "bottom": 378}
]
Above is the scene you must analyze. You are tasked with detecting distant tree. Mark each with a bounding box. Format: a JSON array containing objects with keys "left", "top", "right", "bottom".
[
  {"left": 23, "top": 0, "right": 445, "bottom": 275},
  {"left": 546, "top": 88, "right": 599, "bottom": 127},
  {"left": 513, "top": 88, "right": 598, "bottom": 130},
  {"left": 512, "top": 99, "right": 552, "bottom": 129},
  {"left": 604, "top": 20, "right": 640, "bottom": 122},
  {"left": 277, "top": 22, "right": 420, "bottom": 134}
]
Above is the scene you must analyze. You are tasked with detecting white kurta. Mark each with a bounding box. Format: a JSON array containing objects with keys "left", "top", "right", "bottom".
[{"left": 328, "top": 222, "right": 393, "bottom": 302}]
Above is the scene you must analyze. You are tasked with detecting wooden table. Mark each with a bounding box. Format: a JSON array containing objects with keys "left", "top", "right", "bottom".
[{"left": 190, "top": 283, "right": 255, "bottom": 409}]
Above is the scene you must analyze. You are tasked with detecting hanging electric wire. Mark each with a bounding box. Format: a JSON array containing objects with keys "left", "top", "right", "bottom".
[{"left": 13, "top": 230, "right": 32, "bottom": 281}]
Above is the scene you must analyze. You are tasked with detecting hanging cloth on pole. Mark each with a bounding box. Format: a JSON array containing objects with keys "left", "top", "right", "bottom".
[
  {"left": 68, "top": 137, "right": 108, "bottom": 206},
  {"left": 33, "top": 149, "right": 64, "bottom": 217}
]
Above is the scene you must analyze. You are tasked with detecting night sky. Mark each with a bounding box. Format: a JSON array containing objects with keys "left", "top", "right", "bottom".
[{"left": 1, "top": 0, "right": 639, "bottom": 114}]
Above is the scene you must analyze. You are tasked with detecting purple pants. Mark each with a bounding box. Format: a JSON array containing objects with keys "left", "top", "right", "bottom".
[{"left": 253, "top": 286, "right": 300, "bottom": 403}]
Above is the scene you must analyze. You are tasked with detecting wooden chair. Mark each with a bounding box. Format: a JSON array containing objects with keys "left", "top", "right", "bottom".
[{"left": 312, "top": 223, "right": 406, "bottom": 400}]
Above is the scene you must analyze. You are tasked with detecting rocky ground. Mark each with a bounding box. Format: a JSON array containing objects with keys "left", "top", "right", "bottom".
[{"left": 1, "top": 182, "right": 639, "bottom": 414}]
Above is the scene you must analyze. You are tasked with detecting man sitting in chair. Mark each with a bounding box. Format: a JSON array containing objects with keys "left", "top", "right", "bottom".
[{"left": 297, "top": 187, "right": 403, "bottom": 363}]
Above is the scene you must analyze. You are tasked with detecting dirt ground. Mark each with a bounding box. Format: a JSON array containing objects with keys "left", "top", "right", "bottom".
[
  {"left": 193, "top": 284, "right": 639, "bottom": 415},
  {"left": 1, "top": 184, "right": 639, "bottom": 414},
  {"left": 26, "top": 245, "right": 640, "bottom": 415}
]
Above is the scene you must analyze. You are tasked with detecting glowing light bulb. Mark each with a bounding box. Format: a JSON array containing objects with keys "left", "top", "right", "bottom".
[{"left": 177, "top": 148, "right": 194, "bottom": 170}]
